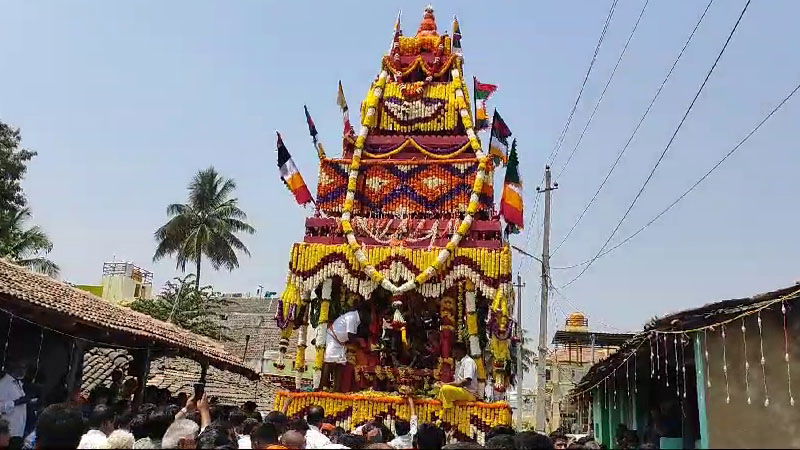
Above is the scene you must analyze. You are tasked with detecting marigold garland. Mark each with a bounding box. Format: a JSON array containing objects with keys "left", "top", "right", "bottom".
[
  {"left": 275, "top": 391, "right": 511, "bottom": 444},
  {"left": 282, "top": 242, "right": 511, "bottom": 302},
  {"left": 338, "top": 67, "right": 486, "bottom": 297}
]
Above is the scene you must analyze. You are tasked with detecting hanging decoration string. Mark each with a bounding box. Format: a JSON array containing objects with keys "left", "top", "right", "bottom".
[
  {"left": 782, "top": 300, "right": 795, "bottom": 406},
  {"left": 704, "top": 329, "right": 712, "bottom": 388},
  {"left": 680, "top": 334, "right": 688, "bottom": 399},
  {"left": 0, "top": 306, "right": 148, "bottom": 351},
  {"left": 33, "top": 329, "right": 44, "bottom": 381},
  {"left": 568, "top": 288, "right": 800, "bottom": 399},
  {"left": 742, "top": 318, "right": 752, "bottom": 405},
  {"left": 722, "top": 324, "right": 730, "bottom": 404},
  {"left": 757, "top": 311, "right": 770, "bottom": 407},
  {"left": 1, "top": 316, "right": 12, "bottom": 371},
  {"left": 663, "top": 334, "right": 669, "bottom": 388}
]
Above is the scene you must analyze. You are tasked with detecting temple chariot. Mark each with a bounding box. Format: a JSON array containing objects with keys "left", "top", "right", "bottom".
[{"left": 273, "top": 6, "right": 518, "bottom": 441}]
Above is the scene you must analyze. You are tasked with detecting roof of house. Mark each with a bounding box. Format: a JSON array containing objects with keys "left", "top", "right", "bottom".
[
  {"left": 574, "top": 283, "right": 800, "bottom": 393},
  {"left": 147, "top": 356, "right": 281, "bottom": 411},
  {"left": 552, "top": 330, "right": 634, "bottom": 347},
  {"left": 80, "top": 348, "right": 291, "bottom": 411},
  {"left": 0, "top": 259, "right": 258, "bottom": 379}
]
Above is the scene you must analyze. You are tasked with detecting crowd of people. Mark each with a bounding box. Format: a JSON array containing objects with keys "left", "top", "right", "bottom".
[
  {"left": 0, "top": 357, "right": 632, "bottom": 450},
  {"left": 0, "top": 386, "right": 623, "bottom": 450}
]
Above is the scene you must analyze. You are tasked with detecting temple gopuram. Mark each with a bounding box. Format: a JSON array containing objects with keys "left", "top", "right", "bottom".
[{"left": 274, "top": 6, "right": 514, "bottom": 442}]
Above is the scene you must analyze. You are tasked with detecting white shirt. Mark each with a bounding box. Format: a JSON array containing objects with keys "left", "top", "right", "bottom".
[
  {"left": 305, "top": 424, "right": 332, "bottom": 449},
  {"left": 324, "top": 311, "right": 360, "bottom": 364},
  {"left": 455, "top": 355, "right": 479, "bottom": 396},
  {"left": 77, "top": 429, "right": 109, "bottom": 449},
  {"left": 388, "top": 414, "right": 418, "bottom": 449},
  {"left": 237, "top": 435, "right": 252, "bottom": 449},
  {"left": 0, "top": 374, "right": 26, "bottom": 437}
]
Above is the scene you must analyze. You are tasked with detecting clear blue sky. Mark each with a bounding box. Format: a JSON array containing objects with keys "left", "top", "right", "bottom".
[{"left": 2, "top": 1, "right": 799, "bottom": 342}]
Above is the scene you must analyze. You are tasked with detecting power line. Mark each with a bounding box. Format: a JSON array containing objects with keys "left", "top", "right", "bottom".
[
  {"left": 556, "top": 0, "right": 652, "bottom": 179},
  {"left": 547, "top": 0, "right": 620, "bottom": 167},
  {"left": 517, "top": 0, "right": 619, "bottom": 277},
  {"left": 555, "top": 78, "right": 800, "bottom": 269},
  {"left": 552, "top": 0, "right": 715, "bottom": 255},
  {"left": 549, "top": 283, "right": 631, "bottom": 333},
  {"left": 561, "top": 0, "right": 752, "bottom": 288}
]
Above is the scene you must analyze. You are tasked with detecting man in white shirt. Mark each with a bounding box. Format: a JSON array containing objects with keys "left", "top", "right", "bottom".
[
  {"left": 303, "top": 405, "right": 332, "bottom": 449},
  {"left": 320, "top": 308, "right": 364, "bottom": 391},
  {"left": 0, "top": 360, "right": 33, "bottom": 444},
  {"left": 436, "top": 342, "right": 478, "bottom": 409},
  {"left": 388, "top": 397, "right": 418, "bottom": 449},
  {"left": 77, "top": 404, "right": 115, "bottom": 448}
]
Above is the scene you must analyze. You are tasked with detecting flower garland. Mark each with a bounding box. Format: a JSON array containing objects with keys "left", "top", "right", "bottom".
[
  {"left": 313, "top": 279, "right": 333, "bottom": 372},
  {"left": 316, "top": 159, "right": 493, "bottom": 217},
  {"left": 294, "top": 323, "right": 307, "bottom": 382},
  {"left": 283, "top": 242, "right": 511, "bottom": 301},
  {"left": 352, "top": 217, "right": 440, "bottom": 246},
  {"left": 274, "top": 327, "right": 293, "bottom": 370},
  {"left": 275, "top": 390, "right": 511, "bottom": 444},
  {"left": 378, "top": 81, "right": 459, "bottom": 133},
  {"left": 363, "top": 136, "right": 471, "bottom": 159},
  {"left": 340, "top": 66, "right": 487, "bottom": 296}
]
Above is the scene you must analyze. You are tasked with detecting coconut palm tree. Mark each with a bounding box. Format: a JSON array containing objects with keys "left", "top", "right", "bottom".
[
  {"left": 153, "top": 167, "right": 255, "bottom": 289},
  {"left": 0, "top": 208, "right": 59, "bottom": 276}
]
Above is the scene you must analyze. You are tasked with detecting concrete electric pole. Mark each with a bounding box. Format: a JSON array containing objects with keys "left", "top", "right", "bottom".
[
  {"left": 535, "top": 166, "right": 557, "bottom": 432},
  {"left": 513, "top": 274, "right": 526, "bottom": 427}
]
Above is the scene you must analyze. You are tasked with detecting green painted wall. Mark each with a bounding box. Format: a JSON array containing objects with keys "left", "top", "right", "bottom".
[{"left": 74, "top": 284, "right": 103, "bottom": 297}]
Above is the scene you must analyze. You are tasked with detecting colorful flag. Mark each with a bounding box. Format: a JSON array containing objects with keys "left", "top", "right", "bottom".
[
  {"left": 474, "top": 78, "right": 498, "bottom": 101},
  {"left": 276, "top": 132, "right": 313, "bottom": 205},
  {"left": 304, "top": 105, "right": 318, "bottom": 140},
  {"left": 452, "top": 16, "right": 462, "bottom": 53},
  {"left": 500, "top": 139, "right": 524, "bottom": 233},
  {"left": 476, "top": 102, "right": 490, "bottom": 131},
  {"left": 488, "top": 109, "right": 512, "bottom": 163},
  {"left": 473, "top": 77, "right": 497, "bottom": 132},
  {"left": 337, "top": 81, "right": 354, "bottom": 137}
]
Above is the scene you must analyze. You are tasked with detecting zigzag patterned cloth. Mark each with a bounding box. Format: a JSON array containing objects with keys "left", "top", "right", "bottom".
[{"left": 317, "top": 160, "right": 494, "bottom": 216}]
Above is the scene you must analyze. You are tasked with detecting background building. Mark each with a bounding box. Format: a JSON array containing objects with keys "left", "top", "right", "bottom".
[
  {"left": 74, "top": 261, "right": 153, "bottom": 303},
  {"left": 525, "top": 313, "right": 632, "bottom": 433}
]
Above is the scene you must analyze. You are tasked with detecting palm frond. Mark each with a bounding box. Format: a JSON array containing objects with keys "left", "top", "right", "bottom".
[{"left": 17, "top": 257, "right": 60, "bottom": 277}]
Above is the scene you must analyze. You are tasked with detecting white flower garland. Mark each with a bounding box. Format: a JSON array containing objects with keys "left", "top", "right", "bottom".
[
  {"left": 285, "top": 258, "right": 501, "bottom": 300},
  {"left": 340, "top": 66, "right": 488, "bottom": 295}
]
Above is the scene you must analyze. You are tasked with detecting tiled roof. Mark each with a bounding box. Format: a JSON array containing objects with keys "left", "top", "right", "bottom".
[
  {"left": 81, "top": 347, "right": 133, "bottom": 393},
  {"left": 80, "top": 348, "right": 288, "bottom": 411},
  {"left": 0, "top": 259, "right": 257, "bottom": 379},
  {"left": 147, "top": 356, "right": 281, "bottom": 411}
]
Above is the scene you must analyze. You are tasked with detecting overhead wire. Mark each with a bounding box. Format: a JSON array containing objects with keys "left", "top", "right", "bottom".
[
  {"left": 548, "top": 0, "right": 620, "bottom": 167},
  {"left": 552, "top": 0, "right": 715, "bottom": 255},
  {"left": 549, "top": 283, "right": 631, "bottom": 333},
  {"left": 553, "top": 78, "right": 800, "bottom": 270},
  {"left": 561, "top": 0, "right": 753, "bottom": 288},
  {"left": 517, "top": 0, "right": 620, "bottom": 277},
  {"left": 556, "top": 0, "right": 652, "bottom": 179}
]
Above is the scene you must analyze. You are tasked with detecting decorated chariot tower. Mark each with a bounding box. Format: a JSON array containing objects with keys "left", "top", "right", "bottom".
[{"left": 274, "top": 6, "right": 516, "bottom": 439}]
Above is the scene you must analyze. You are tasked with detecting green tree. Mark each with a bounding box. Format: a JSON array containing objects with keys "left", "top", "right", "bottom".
[
  {"left": 0, "top": 122, "right": 36, "bottom": 212},
  {"left": 0, "top": 121, "right": 58, "bottom": 276},
  {"left": 0, "top": 208, "right": 59, "bottom": 276},
  {"left": 129, "top": 274, "right": 231, "bottom": 340},
  {"left": 511, "top": 329, "right": 535, "bottom": 385},
  {"left": 153, "top": 167, "right": 255, "bottom": 289}
]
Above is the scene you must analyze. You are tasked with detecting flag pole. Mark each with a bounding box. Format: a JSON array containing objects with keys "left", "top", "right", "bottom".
[
  {"left": 304, "top": 105, "right": 326, "bottom": 160},
  {"left": 473, "top": 76, "right": 478, "bottom": 132},
  {"left": 487, "top": 108, "right": 496, "bottom": 156}
]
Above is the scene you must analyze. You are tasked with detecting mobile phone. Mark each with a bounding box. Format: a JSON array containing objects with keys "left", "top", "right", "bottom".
[{"left": 194, "top": 383, "right": 205, "bottom": 399}]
